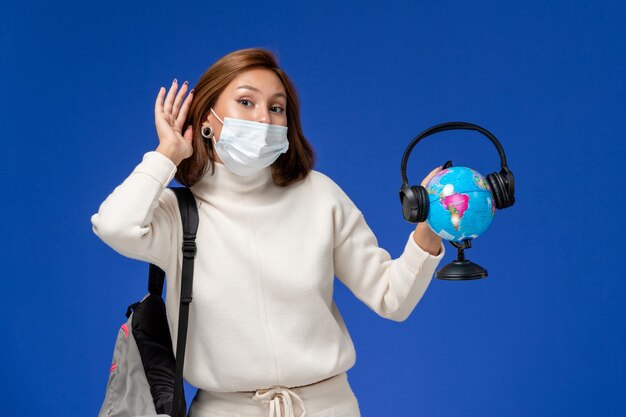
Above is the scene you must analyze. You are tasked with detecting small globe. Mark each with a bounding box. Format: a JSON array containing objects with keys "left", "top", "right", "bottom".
[{"left": 425, "top": 166, "right": 495, "bottom": 242}]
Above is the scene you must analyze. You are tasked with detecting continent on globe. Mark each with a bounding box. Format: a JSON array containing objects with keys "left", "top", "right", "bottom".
[
  {"left": 440, "top": 192, "right": 470, "bottom": 231},
  {"left": 425, "top": 166, "right": 495, "bottom": 242}
]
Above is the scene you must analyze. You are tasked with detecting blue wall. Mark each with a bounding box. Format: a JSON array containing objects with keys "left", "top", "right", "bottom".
[{"left": 1, "top": 1, "right": 624, "bottom": 416}]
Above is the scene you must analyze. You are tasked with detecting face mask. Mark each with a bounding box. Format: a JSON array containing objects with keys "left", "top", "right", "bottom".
[{"left": 210, "top": 108, "right": 289, "bottom": 176}]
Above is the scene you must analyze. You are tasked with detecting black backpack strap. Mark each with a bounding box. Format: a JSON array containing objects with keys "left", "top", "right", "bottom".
[
  {"left": 145, "top": 186, "right": 198, "bottom": 417},
  {"left": 148, "top": 187, "right": 199, "bottom": 298},
  {"left": 169, "top": 186, "right": 198, "bottom": 417}
]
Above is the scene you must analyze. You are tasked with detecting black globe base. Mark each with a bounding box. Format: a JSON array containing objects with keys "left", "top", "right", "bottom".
[
  {"left": 435, "top": 238, "right": 488, "bottom": 281},
  {"left": 436, "top": 259, "right": 487, "bottom": 280}
]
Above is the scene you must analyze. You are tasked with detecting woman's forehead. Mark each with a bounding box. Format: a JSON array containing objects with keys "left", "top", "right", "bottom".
[{"left": 229, "top": 69, "right": 286, "bottom": 96}]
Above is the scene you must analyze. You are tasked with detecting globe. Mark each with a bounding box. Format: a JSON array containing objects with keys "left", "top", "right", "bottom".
[{"left": 425, "top": 166, "right": 495, "bottom": 242}]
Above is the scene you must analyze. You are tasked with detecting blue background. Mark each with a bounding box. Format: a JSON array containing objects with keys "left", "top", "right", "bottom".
[{"left": 2, "top": 1, "right": 625, "bottom": 416}]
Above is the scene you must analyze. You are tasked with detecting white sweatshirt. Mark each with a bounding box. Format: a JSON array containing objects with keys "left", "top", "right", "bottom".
[{"left": 91, "top": 150, "right": 445, "bottom": 392}]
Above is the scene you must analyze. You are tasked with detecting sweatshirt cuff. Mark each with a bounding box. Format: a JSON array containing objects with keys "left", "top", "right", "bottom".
[
  {"left": 401, "top": 230, "right": 446, "bottom": 275},
  {"left": 132, "top": 151, "right": 178, "bottom": 187}
]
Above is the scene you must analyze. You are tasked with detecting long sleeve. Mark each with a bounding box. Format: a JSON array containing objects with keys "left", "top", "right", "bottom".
[
  {"left": 332, "top": 192, "right": 445, "bottom": 323},
  {"left": 90, "top": 151, "right": 181, "bottom": 270}
]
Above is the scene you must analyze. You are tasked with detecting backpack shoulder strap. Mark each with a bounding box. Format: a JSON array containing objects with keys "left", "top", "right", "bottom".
[
  {"left": 148, "top": 187, "right": 199, "bottom": 297},
  {"left": 168, "top": 186, "right": 198, "bottom": 417},
  {"left": 147, "top": 186, "right": 199, "bottom": 417},
  {"left": 169, "top": 186, "right": 199, "bottom": 305}
]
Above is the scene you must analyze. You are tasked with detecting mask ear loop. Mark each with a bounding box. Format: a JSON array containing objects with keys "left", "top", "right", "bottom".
[{"left": 210, "top": 108, "right": 225, "bottom": 125}]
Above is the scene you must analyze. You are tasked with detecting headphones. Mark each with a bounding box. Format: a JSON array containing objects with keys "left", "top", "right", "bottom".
[{"left": 399, "top": 121, "right": 516, "bottom": 224}]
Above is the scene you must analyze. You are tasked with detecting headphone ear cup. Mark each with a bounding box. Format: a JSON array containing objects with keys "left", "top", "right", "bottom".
[
  {"left": 486, "top": 172, "right": 510, "bottom": 209},
  {"left": 501, "top": 168, "right": 515, "bottom": 207},
  {"left": 413, "top": 185, "right": 430, "bottom": 223},
  {"left": 400, "top": 184, "right": 429, "bottom": 223},
  {"left": 412, "top": 185, "right": 430, "bottom": 223},
  {"left": 400, "top": 184, "right": 419, "bottom": 223}
]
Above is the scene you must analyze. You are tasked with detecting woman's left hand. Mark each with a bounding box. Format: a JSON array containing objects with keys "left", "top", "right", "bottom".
[
  {"left": 421, "top": 165, "right": 443, "bottom": 187},
  {"left": 412, "top": 165, "right": 444, "bottom": 256}
]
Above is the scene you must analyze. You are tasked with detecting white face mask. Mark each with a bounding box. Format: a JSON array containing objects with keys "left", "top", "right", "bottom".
[{"left": 210, "top": 108, "right": 289, "bottom": 176}]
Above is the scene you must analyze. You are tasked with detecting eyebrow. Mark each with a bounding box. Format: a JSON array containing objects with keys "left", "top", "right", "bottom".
[{"left": 237, "top": 85, "right": 286, "bottom": 100}]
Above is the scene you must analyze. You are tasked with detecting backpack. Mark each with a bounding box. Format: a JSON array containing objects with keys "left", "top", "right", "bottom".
[{"left": 98, "top": 186, "right": 198, "bottom": 417}]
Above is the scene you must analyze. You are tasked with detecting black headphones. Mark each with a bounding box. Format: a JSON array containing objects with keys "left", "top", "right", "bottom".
[{"left": 399, "top": 121, "right": 516, "bottom": 224}]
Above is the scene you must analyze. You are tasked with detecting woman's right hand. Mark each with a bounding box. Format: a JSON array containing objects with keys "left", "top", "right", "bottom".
[{"left": 154, "top": 79, "right": 194, "bottom": 165}]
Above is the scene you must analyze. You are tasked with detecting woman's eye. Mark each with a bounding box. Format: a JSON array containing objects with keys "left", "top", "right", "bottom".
[
  {"left": 238, "top": 99, "right": 253, "bottom": 107},
  {"left": 270, "top": 106, "right": 285, "bottom": 113}
]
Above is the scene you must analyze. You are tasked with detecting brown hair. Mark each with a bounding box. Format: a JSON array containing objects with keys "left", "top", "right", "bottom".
[{"left": 177, "top": 47, "right": 316, "bottom": 187}]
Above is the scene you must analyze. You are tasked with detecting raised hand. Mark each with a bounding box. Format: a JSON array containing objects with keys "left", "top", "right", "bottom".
[
  {"left": 154, "top": 78, "right": 194, "bottom": 165},
  {"left": 412, "top": 165, "right": 445, "bottom": 255},
  {"left": 421, "top": 165, "right": 443, "bottom": 188}
]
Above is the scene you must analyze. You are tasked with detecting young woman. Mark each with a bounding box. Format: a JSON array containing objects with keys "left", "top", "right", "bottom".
[{"left": 91, "top": 47, "right": 445, "bottom": 417}]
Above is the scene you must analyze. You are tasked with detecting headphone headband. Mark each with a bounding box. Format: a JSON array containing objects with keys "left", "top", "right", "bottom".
[{"left": 400, "top": 121, "right": 509, "bottom": 185}]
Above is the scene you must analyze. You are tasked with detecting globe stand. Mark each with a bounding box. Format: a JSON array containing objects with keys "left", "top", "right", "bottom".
[{"left": 436, "top": 239, "right": 488, "bottom": 280}]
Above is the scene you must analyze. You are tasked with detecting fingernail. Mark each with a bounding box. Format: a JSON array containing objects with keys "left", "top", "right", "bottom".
[
  {"left": 173, "top": 78, "right": 177, "bottom": 84},
  {"left": 183, "top": 80, "right": 188, "bottom": 85},
  {"left": 189, "top": 88, "right": 195, "bottom": 94}
]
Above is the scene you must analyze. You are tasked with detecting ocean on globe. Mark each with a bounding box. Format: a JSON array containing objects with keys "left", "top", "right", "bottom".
[{"left": 425, "top": 166, "right": 495, "bottom": 242}]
